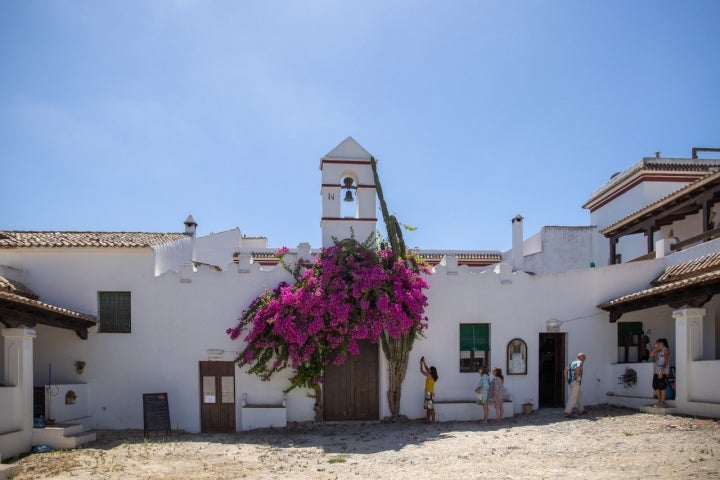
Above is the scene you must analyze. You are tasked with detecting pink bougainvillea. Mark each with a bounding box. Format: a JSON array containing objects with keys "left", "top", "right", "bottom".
[{"left": 227, "top": 237, "right": 429, "bottom": 392}]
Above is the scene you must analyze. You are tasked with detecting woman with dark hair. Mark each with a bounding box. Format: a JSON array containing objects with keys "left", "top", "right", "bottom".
[
  {"left": 475, "top": 365, "right": 491, "bottom": 424},
  {"left": 489, "top": 367, "right": 505, "bottom": 425},
  {"left": 420, "top": 356, "right": 438, "bottom": 423},
  {"left": 650, "top": 338, "right": 670, "bottom": 407}
]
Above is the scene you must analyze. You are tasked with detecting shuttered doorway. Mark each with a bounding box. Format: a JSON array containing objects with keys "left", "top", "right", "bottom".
[
  {"left": 323, "top": 342, "right": 379, "bottom": 421},
  {"left": 199, "top": 361, "right": 236, "bottom": 433}
]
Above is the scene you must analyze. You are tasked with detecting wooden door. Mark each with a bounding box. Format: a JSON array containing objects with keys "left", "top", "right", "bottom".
[
  {"left": 538, "top": 333, "right": 566, "bottom": 408},
  {"left": 323, "top": 342, "right": 379, "bottom": 421},
  {"left": 199, "top": 361, "right": 236, "bottom": 433}
]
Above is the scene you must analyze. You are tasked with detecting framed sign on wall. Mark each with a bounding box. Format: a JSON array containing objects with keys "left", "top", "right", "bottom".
[{"left": 507, "top": 338, "right": 527, "bottom": 375}]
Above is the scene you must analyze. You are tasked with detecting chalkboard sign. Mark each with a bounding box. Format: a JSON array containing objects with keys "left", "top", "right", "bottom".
[{"left": 143, "top": 392, "right": 171, "bottom": 437}]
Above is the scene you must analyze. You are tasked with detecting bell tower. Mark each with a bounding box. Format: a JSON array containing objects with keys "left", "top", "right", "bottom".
[{"left": 320, "top": 137, "right": 377, "bottom": 247}]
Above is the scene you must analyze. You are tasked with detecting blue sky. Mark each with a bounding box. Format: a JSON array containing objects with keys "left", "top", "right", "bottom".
[{"left": 1, "top": 1, "right": 719, "bottom": 251}]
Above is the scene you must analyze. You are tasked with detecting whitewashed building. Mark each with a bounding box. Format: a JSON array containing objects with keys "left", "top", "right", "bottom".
[{"left": 1, "top": 138, "right": 719, "bottom": 461}]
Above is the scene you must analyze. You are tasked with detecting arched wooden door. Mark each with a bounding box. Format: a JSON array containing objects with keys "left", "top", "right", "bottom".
[{"left": 323, "top": 342, "right": 379, "bottom": 421}]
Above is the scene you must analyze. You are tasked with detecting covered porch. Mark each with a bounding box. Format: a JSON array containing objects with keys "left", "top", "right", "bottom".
[
  {"left": 598, "top": 253, "right": 720, "bottom": 418},
  {"left": 0, "top": 278, "right": 97, "bottom": 460}
]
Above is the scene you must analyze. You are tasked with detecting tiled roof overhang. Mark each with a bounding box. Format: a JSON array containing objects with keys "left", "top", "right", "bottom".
[
  {"left": 233, "top": 250, "right": 502, "bottom": 268},
  {"left": 583, "top": 158, "right": 720, "bottom": 212},
  {"left": 0, "top": 290, "right": 97, "bottom": 339},
  {"left": 418, "top": 252, "right": 501, "bottom": 267},
  {"left": 0, "top": 231, "right": 189, "bottom": 248},
  {"left": 599, "top": 170, "right": 720, "bottom": 238},
  {"left": 598, "top": 253, "right": 720, "bottom": 322}
]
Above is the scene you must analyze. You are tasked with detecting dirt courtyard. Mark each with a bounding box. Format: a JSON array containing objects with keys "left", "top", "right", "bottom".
[{"left": 5, "top": 405, "right": 720, "bottom": 479}]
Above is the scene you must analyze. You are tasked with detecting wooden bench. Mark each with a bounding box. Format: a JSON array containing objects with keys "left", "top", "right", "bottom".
[
  {"left": 433, "top": 399, "right": 514, "bottom": 422},
  {"left": 240, "top": 393, "right": 287, "bottom": 431}
]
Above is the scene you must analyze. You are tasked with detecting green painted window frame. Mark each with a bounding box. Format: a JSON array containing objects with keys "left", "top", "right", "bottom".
[
  {"left": 459, "top": 323, "right": 490, "bottom": 372},
  {"left": 98, "top": 291, "right": 131, "bottom": 333},
  {"left": 617, "top": 321, "right": 643, "bottom": 346}
]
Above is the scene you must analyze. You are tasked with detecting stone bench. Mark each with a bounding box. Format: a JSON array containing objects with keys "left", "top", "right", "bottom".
[
  {"left": 433, "top": 399, "right": 514, "bottom": 422},
  {"left": 240, "top": 393, "right": 287, "bottom": 431}
]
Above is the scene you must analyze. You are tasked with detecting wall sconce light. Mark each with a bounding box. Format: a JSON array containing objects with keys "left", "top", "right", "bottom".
[
  {"left": 342, "top": 177, "right": 356, "bottom": 202},
  {"left": 74, "top": 361, "right": 86, "bottom": 375}
]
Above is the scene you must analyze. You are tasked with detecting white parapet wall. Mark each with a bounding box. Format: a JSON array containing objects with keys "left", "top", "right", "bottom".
[{"left": 45, "top": 384, "right": 89, "bottom": 423}]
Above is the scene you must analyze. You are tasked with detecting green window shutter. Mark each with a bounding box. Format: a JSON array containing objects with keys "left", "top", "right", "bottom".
[
  {"left": 460, "top": 324, "right": 489, "bottom": 350},
  {"left": 98, "top": 291, "right": 131, "bottom": 333},
  {"left": 618, "top": 322, "right": 642, "bottom": 337}
]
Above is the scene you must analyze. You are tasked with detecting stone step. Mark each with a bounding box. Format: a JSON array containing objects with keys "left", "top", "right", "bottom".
[
  {"left": 640, "top": 405, "right": 678, "bottom": 415},
  {"left": 44, "top": 422, "right": 86, "bottom": 436},
  {"left": 31, "top": 423, "right": 96, "bottom": 450},
  {"left": 0, "top": 463, "right": 19, "bottom": 480},
  {"left": 53, "top": 431, "right": 97, "bottom": 450}
]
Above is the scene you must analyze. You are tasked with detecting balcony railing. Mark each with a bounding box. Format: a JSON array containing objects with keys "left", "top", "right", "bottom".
[{"left": 627, "top": 227, "right": 720, "bottom": 263}]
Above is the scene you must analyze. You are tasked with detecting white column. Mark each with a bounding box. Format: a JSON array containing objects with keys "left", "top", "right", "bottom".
[
  {"left": 672, "top": 307, "right": 705, "bottom": 411},
  {"left": 1, "top": 327, "right": 36, "bottom": 456}
]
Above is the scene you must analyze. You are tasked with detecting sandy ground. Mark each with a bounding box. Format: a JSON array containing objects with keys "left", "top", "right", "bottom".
[{"left": 5, "top": 405, "right": 720, "bottom": 480}]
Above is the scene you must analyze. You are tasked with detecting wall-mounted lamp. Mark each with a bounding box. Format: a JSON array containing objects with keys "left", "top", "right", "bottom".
[
  {"left": 74, "top": 361, "right": 86, "bottom": 375},
  {"left": 342, "top": 177, "right": 357, "bottom": 202}
]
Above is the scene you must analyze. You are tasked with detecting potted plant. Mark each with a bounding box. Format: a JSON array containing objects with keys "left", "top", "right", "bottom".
[
  {"left": 522, "top": 399, "right": 533, "bottom": 414},
  {"left": 74, "top": 361, "right": 86, "bottom": 375}
]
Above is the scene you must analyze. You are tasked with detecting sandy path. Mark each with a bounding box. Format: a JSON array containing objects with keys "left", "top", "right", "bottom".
[{"left": 7, "top": 406, "right": 720, "bottom": 479}]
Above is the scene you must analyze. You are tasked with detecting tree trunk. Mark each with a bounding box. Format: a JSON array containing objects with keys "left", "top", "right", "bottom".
[
  {"left": 381, "top": 327, "right": 415, "bottom": 420},
  {"left": 313, "top": 384, "right": 323, "bottom": 422}
]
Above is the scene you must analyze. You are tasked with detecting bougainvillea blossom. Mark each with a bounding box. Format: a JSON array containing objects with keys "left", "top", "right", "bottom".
[{"left": 227, "top": 238, "right": 429, "bottom": 393}]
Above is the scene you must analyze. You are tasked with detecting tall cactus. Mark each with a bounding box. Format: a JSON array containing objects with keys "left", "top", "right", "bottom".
[{"left": 371, "top": 156, "right": 421, "bottom": 420}]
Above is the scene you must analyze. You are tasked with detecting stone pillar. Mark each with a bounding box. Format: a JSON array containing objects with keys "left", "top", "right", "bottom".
[
  {"left": 1, "top": 327, "right": 36, "bottom": 457},
  {"left": 671, "top": 307, "right": 705, "bottom": 411},
  {"left": 654, "top": 238, "right": 676, "bottom": 258}
]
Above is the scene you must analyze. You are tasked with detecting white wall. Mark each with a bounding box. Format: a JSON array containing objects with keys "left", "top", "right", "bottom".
[
  {"left": 193, "top": 229, "right": 243, "bottom": 270},
  {"left": 590, "top": 180, "right": 690, "bottom": 231},
  {"left": 519, "top": 226, "right": 597, "bottom": 274},
  {"left": 394, "top": 254, "right": 666, "bottom": 419},
  {"left": 2, "top": 234, "right": 718, "bottom": 431}
]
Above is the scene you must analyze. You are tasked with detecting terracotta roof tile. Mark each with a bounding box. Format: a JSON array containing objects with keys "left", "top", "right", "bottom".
[
  {"left": 0, "top": 276, "right": 38, "bottom": 299},
  {"left": 599, "top": 169, "right": 720, "bottom": 235},
  {"left": 586, "top": 157, "right": 720, "bottom": 208},
  {"left": 417, "top": 251, "right": 501, "bottom": 261},
  {"left": 654, "top": 251, "right": 720, "bottom": 284},
  {"left": 0, "top": 290, "right": 96, "bottom": 323},
  {"left": 598, "top": 251, "right": 720, "bottom": 309},
  {"left": 232, "top": 249, "right": 502, "bottom": 267},
  {"left": 0, "top": 231, "right": 188, "bottom": 249},
  {"left": 598, "top": 268, "right": 720, "bottom": 309}
]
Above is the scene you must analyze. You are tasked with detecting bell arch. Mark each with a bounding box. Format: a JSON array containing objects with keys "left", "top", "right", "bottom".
[
  {"left": 340, "top": 173, "right": 359, "bottom": 219},
  {"left": 319, "top": 137, "right": 378, "bottom": 247}
]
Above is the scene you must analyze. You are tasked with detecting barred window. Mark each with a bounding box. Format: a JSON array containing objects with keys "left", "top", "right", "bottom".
[
  {"left": 459, "top": 323, "right": 490, "bottom": 372},
  {"left": 98, "top": 291, "right": 131, "bottom": 333}
]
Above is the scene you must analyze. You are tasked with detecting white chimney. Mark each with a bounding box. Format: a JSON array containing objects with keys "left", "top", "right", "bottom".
[
  {"left": 184, "top": 215, "right": 197, "bottom": 237},
  {"left": 511, "top": 214, "right": 524, "bottom": 272}
]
